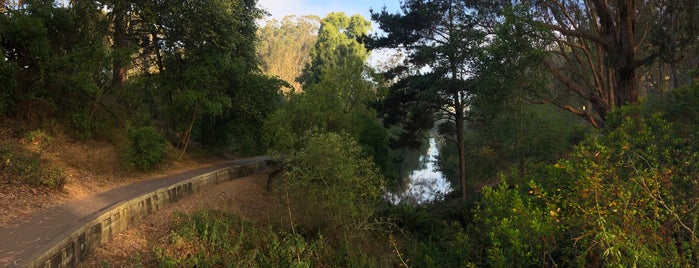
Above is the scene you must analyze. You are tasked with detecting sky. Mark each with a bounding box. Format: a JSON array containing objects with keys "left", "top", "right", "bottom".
[{"left": 256, "top": 0, "right": 403, "bottom": 23}]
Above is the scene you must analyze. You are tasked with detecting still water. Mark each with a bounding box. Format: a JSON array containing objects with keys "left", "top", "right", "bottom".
[{"left": 387, "top": 137, "right": 452, "bottom": 204}]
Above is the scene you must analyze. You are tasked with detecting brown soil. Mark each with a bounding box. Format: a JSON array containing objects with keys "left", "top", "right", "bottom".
[
  {"left": 0, "top": 118, "right": 226, "bottom": 228},
  {"left": 78, "top": 174, "right": 285, "bottom": 267}
]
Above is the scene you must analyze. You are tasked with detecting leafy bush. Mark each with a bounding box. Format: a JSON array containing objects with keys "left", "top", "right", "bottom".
[
  {"left": 0, "top": 144, "right": 66, "bottom": 189},
  {"left": 526, "top": 83, "right": 699, "bottom": 266},
  {"left": 394, "top": 83, "right": 699, "bottom": 267},
  {"left": 470, "top": 182, "right": 560, "bottom": 267},
  {"left": 122, "top": 126, "right": 167, "bottom": 171},
  {"left": 383, "top": 203, "right": 477, "bottom": 268},
  {"left": 70, "top": 112, "right": 96, "bottom": 139},
  {"left": 283, "top": 131, "right": 386, "bottom": 237}
]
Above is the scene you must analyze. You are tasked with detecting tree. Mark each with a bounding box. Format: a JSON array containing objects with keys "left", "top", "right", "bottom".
[
  {"left": 149, "top": 0, "right": 273, "bottom": 158},
  {"left": 0, "top": 0, "right": 111, "bottom": 133},
  {"left": 257, "top": 15, "right": 320, "bottom": 92},
  {"left": 462, "top": 5, "right": 589, "bottom": 181},
  {"left": 371, "top": 0, "right": 483, "bottom": 199},
  {"left": 284, "top": 131, "right": 385, "bottom": 236},
  {"left": 264, "top": 12, "right": 393, "bottom": 178},
  {"left": 104, "top": 0, "right": 133, "bottom": 88},
  {"left": 265, "top": 12, "right": 376, "bottom": 141},
  {"left": 521, "top": 0, "right": 698, "bottom": 127}
]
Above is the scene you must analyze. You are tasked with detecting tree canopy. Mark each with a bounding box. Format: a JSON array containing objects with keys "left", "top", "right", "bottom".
[
  {"left": 371, "top": 0, "right": 486, "bottom": 199},
  {"left": 1, "top": 0, "right": 283, "bottom": 160},
  {"left": 257, "top": 15, "right": 320, "bottom": 92}
]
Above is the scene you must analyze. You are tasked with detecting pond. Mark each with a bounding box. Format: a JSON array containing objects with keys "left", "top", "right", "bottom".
[{"left": 387, "top": 137, "right": 452, "bottom": 204}]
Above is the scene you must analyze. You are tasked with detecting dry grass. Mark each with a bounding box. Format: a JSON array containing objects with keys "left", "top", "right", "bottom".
[
  {"left": 0, "top": 118, "right": 226, "bottom": 228},
  {"left": 78, "top": 174, "right": 285, "bottom": 267}
]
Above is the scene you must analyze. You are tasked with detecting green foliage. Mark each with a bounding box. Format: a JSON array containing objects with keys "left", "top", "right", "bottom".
[
  {"left": 392, "top": 83, "right": 699, "bottom": 267},
  {"left": 472, "top": 182, "right": 559, "bottom": 267},
  {"left": 155, "top": 210, "right": 330, "bottom": 267},
  {"left": 284, "top": 131, "right": 386, "bottom": 236},
  {"left": 263, "top": 12, "right": 395, "bottom": 179},
  {"left": 263, "top": 89, "right": 393, "bottom": 176},
  {"left": 299, "top": 12, "right": 371, "bottom": 86},
  {"left": 381, "top": 202, "right": 476, "bottom": 268},
  {"left": 1, "top": 2, "right": 110, "bottom": 138},
  {"left": 257, "top": 15, "right": 320, "bottom": 91},
  {"left": 523, "top": 83, "right": 699, "bottom": 266},
  {"left": 24, "top": 129, "right": 52, "bottom": 148},
  {"left": 199, "top": 73, "right": 284, "bottom": 155},
  {"left": 0, "top": 143, "right": 65, "bottom": 189},
  {"left": 121, "top": 126, "right": 167, "bottom": 171},
  {"left": 151, "top": 0, "right": 277, "bottom": 156}
]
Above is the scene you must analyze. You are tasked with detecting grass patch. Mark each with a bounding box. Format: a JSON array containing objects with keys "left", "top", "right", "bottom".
[
  {"left": 155, "top": 210, "right": 330, "bottom": 267},
  {"left": 155, "top": 210, "right": 399, "bottom": 267}
]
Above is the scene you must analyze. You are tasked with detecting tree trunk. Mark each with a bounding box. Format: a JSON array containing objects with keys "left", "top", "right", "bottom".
[
  {"left": 615, "top": 66, "right": 638, "bottom": 106},
  {"left": 153, "top": 32, "right": 165, "bottom": 74},
  {"left": 455, "top": 92, "right": 467, "bottom": 200},
  {"left": 613, "top": 0, "right": 638, "bottom": 106},
  {"left": 112, "top": 0, "right": 130, "bottom": 88},
  {"left": 177, "top": 102, "right": 199, "bottom": 160}
]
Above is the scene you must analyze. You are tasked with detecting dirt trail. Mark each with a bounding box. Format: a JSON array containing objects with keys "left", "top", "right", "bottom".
[{"left": 78, "top": 173, "right": 285, "bottom": 267}]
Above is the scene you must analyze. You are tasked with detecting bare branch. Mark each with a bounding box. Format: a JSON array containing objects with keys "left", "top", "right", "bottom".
[
  {"left": 547, "top": 100, "right": 601, "bottom": 128},
  {"left": 544, "top": 59, "right": 594, "bottom": 101},
  {"left": 541, "top": 22, "right": 606, "bottom": 45}
]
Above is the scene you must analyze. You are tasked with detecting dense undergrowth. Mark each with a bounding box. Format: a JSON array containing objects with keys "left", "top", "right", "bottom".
[
  {"left": 390, "top": 83, "right": 699, "bottom": 267},
  {"left": 153, "top": 84, "right": 699, "bottom": 267},
  {"left": 156, "top": 132, "right": 398, "bottom": 267}
]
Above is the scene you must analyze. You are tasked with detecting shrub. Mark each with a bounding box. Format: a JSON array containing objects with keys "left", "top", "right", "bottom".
[
  {"left": 0, "top": 144, "right": 66, "bottom": 189},
  {"left": 23, "top": 129, "right": 52, "bottom": 149},
  {"left": 70, "top": 112, "right": 95, "bottom": 139},
  {"left": 283, "top": 131, "right": 386, "bottom": 237},
  {"left": 529, "top": 83, "right": 699, "bottom": 266},
  {"left": 122, "top": 126, "right": 167, "bottom": 171},
  {"left": 472, "top": 182, "right": 560, "bottom": 267}
]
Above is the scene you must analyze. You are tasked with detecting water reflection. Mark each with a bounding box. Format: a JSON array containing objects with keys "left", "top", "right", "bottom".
[{"left": 388, "top": 137, "right": 451, "bottom": 204}]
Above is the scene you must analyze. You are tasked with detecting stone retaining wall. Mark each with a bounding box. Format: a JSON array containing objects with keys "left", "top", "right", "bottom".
[{"left": 27, "top": 160, "right": 267, "bottom": 268}]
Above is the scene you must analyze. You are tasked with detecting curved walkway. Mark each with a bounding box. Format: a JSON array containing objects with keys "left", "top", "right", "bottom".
[{"left": 0, "top": 156, "right": 270, "bottom": 268}]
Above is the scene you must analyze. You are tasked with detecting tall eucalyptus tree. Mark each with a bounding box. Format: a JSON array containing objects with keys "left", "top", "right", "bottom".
[{"left": 521, "top": 0, "right": 698, "bottom": 127}]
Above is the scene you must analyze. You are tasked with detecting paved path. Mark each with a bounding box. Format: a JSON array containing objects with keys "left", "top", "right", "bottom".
[{"left": 0, "top": 156, "right": 268, "bottom": 268}]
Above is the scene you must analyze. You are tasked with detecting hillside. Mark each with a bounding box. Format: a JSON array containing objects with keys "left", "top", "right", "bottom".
[{"left": 0, "top": 118, "right": 226, "bottom": 228}]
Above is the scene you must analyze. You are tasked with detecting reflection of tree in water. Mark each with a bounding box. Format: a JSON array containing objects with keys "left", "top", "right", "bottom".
[
  {"left": 395, "top": 138, "right": 430, "bottom": 190},
  {"left": 435, "top": 136, "right": 459, "bottom": 189},
  {"left": 388, "top": 137, "right": 451, "bottom": 204}
]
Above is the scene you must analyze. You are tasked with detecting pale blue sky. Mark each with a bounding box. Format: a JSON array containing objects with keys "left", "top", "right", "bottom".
[{"left": 257, "top": 0, "right": 403, "bottom": 22}]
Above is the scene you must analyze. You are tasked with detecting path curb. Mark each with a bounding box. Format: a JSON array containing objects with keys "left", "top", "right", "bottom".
[{"left": 1, "top": 157, "right": 270, "bottom": 268}]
